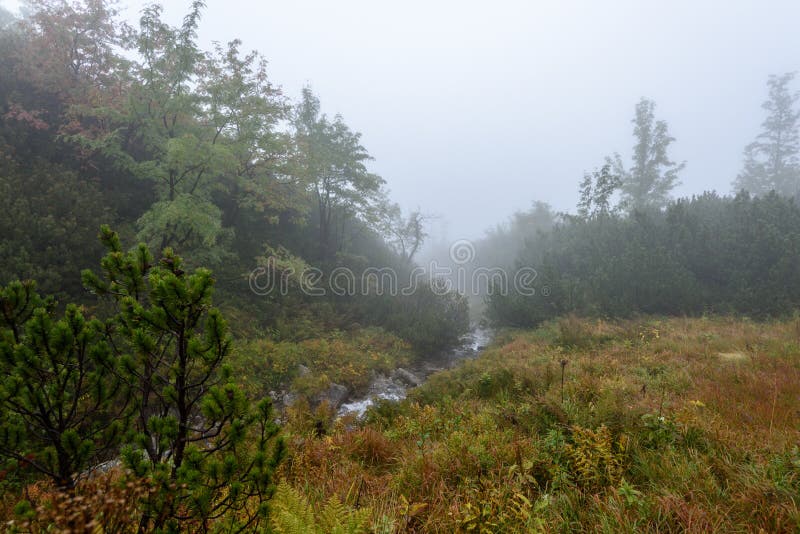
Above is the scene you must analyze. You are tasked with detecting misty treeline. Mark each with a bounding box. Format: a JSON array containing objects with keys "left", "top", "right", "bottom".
[
  {"left": 488, "top": 74, "right": 800, "bottom": 326},
  {"left": 0, "top": 0, "right": 467, "bottom": 350}
]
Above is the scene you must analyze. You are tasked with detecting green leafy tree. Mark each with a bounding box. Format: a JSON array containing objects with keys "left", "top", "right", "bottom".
[
  {"left": 95, "top": 4, "right": 294, "bottom": 267},
  {"left": 198, "top": 38, "right": 303, "bottom": 269},
  {"left": 293, "top": 88, "right": 385, "bottom": 262},
  {"left": 82, "top": 227, "right": 285, "bottom": 532},
  {"left": 734, "top": 72, "right": 800, "bottom": 197},
  {"left": 0, "top": 280, "right": 122, "bottom": 489},
  {"left": 126, "top": 1, "right": 236, "bottom": 261},
  {"left": 379, "top": 203, "right": 430, "bottom": 265},
  {"left": 609, "top": 98, "right": 685, "bottom": 212},
  {"left": 200, "top": 39, "right": 295, "bottom": 214},
  {"left": 577, "top": 164, "right": 621, "bottom": 219}
]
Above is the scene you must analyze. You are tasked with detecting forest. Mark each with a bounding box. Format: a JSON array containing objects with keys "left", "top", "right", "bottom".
[{"left": 0, "top": 1, "right": 799, "bottom": 532}]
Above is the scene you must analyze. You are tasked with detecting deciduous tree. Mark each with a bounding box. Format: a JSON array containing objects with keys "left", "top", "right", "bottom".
[
  {"left": 609, "top": 98, "right": 684, "bottom": 212},
  {"left": 293, "top": 88, "right": 385, "bottom": 262},
  {"left": 577, "top": 164, "right": 621, "bottom": 219}
]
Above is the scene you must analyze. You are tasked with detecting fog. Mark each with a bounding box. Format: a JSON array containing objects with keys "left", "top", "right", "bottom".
[{"left": 6, "top": 0, "right": 800, "bottom": 241}]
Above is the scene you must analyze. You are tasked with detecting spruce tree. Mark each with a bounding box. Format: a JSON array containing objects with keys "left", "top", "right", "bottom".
[{"left": 734, "top": 72, "right": 800, "bottom": 197}]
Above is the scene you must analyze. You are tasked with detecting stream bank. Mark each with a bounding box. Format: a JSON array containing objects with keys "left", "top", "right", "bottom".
[{"left": 336, "top": 327, "right": 493, "bottom": 418}]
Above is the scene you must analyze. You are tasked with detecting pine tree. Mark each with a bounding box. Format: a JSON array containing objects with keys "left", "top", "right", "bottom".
[
  {"left": 0, "top": 280, "right": 122, "bottom": 489},
  {"left": 610, "top": 98, "right": 685, "bottom": 212},
  {"left": 734, "top": 72, "right": 800, "bottom": 197},
  {"left": 82, "top": 226, "right": 285, "bottom": 532}
]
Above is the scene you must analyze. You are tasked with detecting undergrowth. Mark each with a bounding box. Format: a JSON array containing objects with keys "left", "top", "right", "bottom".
[
  {"left": 280, "top": 316, "right": 800, "bottom": 532},
  {"left": 4, "top": 316, "right": 799, "bottom": 532}
]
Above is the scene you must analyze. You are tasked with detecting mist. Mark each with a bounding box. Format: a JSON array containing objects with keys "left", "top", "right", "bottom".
[
  {"left": 5, "top": 0, "right": 795, "bottom": 240},
  {"left": 5, "top": 0, "right": 800, "bottom": 528},
  {"left": 72, "top": 0, "right": 800, "bottom": 241}
]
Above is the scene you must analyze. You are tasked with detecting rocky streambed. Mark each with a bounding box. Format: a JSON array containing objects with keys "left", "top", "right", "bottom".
[{"left": 336, "top": 327, "right": 493, "bottom": 418}]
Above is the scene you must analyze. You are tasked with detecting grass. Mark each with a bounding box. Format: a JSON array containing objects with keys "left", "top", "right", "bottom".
[
  {"left": 231, "top": 326, "right": 413, "bottom": 400},
  {"left": 4, "top": 316, "right": 799, "bottom": 532},
  {"left": 279, "top": 316, "right": 800, "bottom": 532}
]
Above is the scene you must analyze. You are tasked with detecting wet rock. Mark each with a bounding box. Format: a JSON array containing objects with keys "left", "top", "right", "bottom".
[
  {"left": 393, "top": 367, "right": 422, "bottom": 387},
  {"left": 314, "top": 382, "right": 349, "bottom": 409},
  {"left": 80, "top": 459, "right": 121, "bottom": 481},
  {"left": 281, "top": 390, "right": 298, "bottom": 407}
]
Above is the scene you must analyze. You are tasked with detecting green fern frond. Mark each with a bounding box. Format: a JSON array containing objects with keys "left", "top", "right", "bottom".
[
  {"left": 270, "top": 482, "right": 372, "bottom": 534},
  {"left": 271, "top": 483, "right": 317, "bottom": 534}
]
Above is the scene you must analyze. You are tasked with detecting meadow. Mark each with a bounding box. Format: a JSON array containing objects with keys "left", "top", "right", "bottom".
[
  {"left": 5, "top": 315, "right": 800, "bottom": 533},
  {"left": 275, "top": 316, "right": 800, "bottom": 532}
]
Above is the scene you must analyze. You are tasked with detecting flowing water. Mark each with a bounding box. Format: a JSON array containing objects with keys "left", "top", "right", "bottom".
[{"left": 337, "top": 327, "right": 493, "bottom": 418}]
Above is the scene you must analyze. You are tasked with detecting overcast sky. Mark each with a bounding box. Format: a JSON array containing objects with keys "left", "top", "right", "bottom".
[{"left": 5, "top": 0, "right": 800, "bottom": 241}]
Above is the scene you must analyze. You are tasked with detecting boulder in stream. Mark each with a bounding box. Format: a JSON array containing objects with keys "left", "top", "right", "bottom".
[
  {"left": 393, "top": 367, "right": 422, "bottom": 387},
  {"left": 314, "top": 382, "right": 349, "bottom": 409},
  {"left": 280, "top": 390, "right": 298, "bottom": 407}
]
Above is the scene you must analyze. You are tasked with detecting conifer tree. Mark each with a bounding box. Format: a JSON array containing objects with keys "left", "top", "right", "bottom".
[
  {"left": 0, "top": 280, "right": 122, "bottom": 489},
  {"left": 734, "top": 72, "right": 800, "bottom": 197},
  {"left": 82, "top": 226, "right": 285, "bottom": 532}
]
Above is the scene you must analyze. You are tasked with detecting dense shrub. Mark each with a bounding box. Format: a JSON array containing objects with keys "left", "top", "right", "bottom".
[
  {"left": 489, "top": 192, "right": 800, "bottom": 326},
  {"left": 232, "top": 327, "right": 413, "bottom": 399}
]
